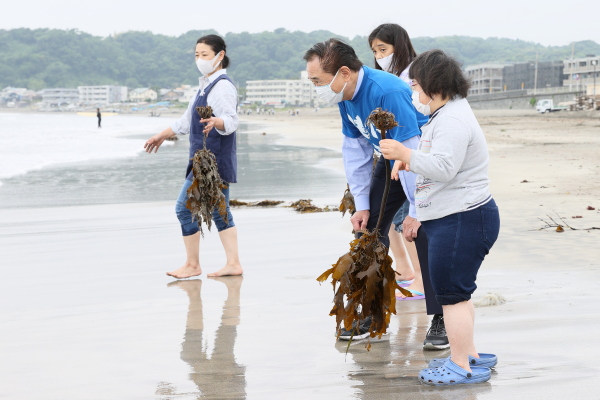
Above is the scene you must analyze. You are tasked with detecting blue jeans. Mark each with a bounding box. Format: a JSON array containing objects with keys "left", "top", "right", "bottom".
[
  {"left": 392, "top": 200, "right": 410, "bottom": 232},
  {"left": 175, "top": 179, "right": 235, "bottom": 236},
  {"left": 421, "top": 199, "right": 500, "bottom": 306}
]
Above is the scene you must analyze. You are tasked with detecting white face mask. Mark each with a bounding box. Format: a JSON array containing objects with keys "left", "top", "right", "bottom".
[
  {"left": 376, "top": 54, "right": 394, "bottom": 73},
  {"left": 315, "top": 69, "right": 347, "bottom": 105},
  {"left": 412, "top": 90, "right": 433, "bottom": 116},
  {"left": 196, "top": 52, "right": 222, "bottom": 76}
]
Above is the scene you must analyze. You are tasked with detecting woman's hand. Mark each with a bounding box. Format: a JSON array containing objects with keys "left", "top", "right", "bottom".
[
  {"left": 200, "top": 117, "right": 224, "bottom": 135},
  {"left": 402, "top": 215, "right": 421, "bottom": 242},
  {"left": 380, "top": 139, "right": 412, "bottom": 163},
  {"left": 144, "top": 128, "right": 174, "bottom": 153},
  {"left": 392, "top": 161, "right": 404, "bottom": 181}
]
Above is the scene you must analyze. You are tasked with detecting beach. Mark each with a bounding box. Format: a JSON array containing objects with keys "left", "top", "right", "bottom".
[{"left": 0, "top": 108, "right": 599, "bottom": 399}]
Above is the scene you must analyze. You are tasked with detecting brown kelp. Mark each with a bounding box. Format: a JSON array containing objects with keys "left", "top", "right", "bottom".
[
  {"left": 317, "top": 108, "right": 412, "bottom": 344},
  {"left": 339, "top": 184, "right": 356, "bottom": 217},
  {"left": 185, "top": 106, "right": 228, "bottom": 235}
]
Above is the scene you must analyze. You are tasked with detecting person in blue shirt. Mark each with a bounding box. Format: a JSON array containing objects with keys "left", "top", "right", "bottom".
[{"left": 304, "top": 38, "right": 423, "bottom": 338}]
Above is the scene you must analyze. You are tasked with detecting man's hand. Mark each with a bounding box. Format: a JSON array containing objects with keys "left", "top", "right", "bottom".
[
  {"left": 402, "top": 215, "right": 421, "bottom": 242},
  {"left": 350, "top": 210, "right": 370, "bottom": 232}
]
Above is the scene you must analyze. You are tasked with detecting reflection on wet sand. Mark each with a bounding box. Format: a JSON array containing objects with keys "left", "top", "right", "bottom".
[
  {"left": 164, "top": 277, "right": 246, "bottom": 399},
  {"left": 336, "top": 302, "right": 492, "bottom": 400}
]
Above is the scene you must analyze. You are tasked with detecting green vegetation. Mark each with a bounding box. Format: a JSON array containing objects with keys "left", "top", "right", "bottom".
[{"left": 1, "top": 28, "right": 599, "bottom": 90}]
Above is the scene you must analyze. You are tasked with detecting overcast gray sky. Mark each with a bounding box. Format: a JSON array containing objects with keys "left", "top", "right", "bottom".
[{"left": 3, "top": 0, "right": 598, "bottom": 47}]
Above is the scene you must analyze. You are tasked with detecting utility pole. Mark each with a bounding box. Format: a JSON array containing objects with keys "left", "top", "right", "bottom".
[
  {"left": 534, "top": 52, "right": 539, "bottom": 95},
  {"left": 569, "top": 43, "right": 574, "bottom": 90}
]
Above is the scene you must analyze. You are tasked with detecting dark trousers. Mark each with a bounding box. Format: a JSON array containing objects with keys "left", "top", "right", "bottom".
[
  {"left": 360, "top": 156, "right": 407, "bottom": 248},
  {"left": 414, "top": 227, "right": 444, "bottom": 315}
]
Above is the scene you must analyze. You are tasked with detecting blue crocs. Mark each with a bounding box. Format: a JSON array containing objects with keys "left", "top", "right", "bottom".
[
  {"left": 428, "top": 353, "right": 497, "bottom": 369},
  {"left": 419, "top": 359, "right": 491, "bottom": 386}
]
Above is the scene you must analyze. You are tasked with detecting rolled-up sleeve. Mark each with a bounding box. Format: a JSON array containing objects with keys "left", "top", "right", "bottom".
[
  {"left": 342, "top": 135, "right": 374, "bottom": 211},
  {"left": 397, "top": 135, "right": 420, "bottom": 218},
  {"left": 208, "top": 80, "right": 239, "bottom": 135},
  {"left": 170, "top": 92, "right": 196, "bottom": 135}
]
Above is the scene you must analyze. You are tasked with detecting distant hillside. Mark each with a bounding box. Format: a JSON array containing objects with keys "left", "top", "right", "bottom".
[{"left": 1, "top": 28, "right": 599, "bottom": 90}]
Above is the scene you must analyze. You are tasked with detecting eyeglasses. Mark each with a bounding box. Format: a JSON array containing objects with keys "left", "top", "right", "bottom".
[{"left": 410, "top": 81, "right": 420, "bottom": 91}]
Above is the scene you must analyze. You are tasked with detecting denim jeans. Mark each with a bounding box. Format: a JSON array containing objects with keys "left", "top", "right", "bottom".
[
  {"left": 175, "top": 179, "right": 235, "bottom": 236},
  {"left": 421, "top": 199, "right": 500, "bottom": 306}
]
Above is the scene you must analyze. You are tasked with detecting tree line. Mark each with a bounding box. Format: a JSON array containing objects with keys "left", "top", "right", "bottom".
[{"left": 1, "top": 28, "right": 598, "bottom": 90}]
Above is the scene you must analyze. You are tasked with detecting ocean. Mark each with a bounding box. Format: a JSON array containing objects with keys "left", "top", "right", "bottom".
[{"left": 0, "top": 112, "right": 346, "bottom": 209}]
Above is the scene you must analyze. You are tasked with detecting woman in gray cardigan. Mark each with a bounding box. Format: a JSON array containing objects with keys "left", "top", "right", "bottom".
[{"left": 380, "top": 49, "right": 500, "bottom": 386}]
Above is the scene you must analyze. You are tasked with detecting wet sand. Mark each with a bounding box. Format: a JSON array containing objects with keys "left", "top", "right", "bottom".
[{"left": 1, "top": 108, "right": 600, "bottom": 399}]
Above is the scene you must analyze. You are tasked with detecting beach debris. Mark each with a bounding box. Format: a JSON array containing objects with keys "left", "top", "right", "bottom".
[
  {"left": 185, "top": 107, "right": 228, "bottom": 236},
  {"left": 474, "top": 292, "right": 506, "bottom": 308},
  {"left": 252, "top": 200, "right": 284, "bottom": 207},
  {"left": 537, "top": 212, "right": 599, "bottom": 232},
  {"left": 521, "top": 180, "right": 529, "bottom": 183},
  {"left": 290, "top": 199, "right": 324, "bottom": 213},
  {"left": 339, "top": 184, "right": 356, "bottom": 217},
  {"left": 230, "top": 199, "right": 249, "bottom": 207},
  {"left": 572, "top": 215, "right": 583, "bottom": 219},
  {"left": 317, "top": 108, "right": 410, "bottom": 348},
  {"left": 588, "top": 206, "right": 596, "bottom": 210}
]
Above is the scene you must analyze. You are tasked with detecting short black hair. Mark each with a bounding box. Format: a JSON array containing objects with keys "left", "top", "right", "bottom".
[
  {"left": 197, "top": 34, "right": 230, "bottom": 69},
  {"left": 368, "top": 23, "right": 416, "bottom": 76},
  {"left": 303, "top": 38, "right": 362, "bottom": 75},
  {"left": 409, "top": 49, "right": 470, "bottom": 99}
]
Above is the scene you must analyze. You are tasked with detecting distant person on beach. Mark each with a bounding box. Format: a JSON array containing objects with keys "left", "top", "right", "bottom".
[
  {"left": 304, "top": 38, "right": 424, "bottom": 340},
  {"left": 97, "top": 108, "right": 101, "bottom": 128},
  {"left": 369, "top": 23, "right": 447, "bottom": 350},
  {"left": 380, "top": 49, "right": 500, "bottom": 385},
  {"left": 144, "top": 34, "right": 243, "bottom": 279}
]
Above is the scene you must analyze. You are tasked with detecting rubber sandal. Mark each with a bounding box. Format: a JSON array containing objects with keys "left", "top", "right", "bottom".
[
  {"left": 396, "top": 289, "right": 425, "bottom": 300},
  {"left": 419, "top": 359, "right": 491, "bottom": 386},
  {"left": 429, "top": 353, "right": 497, "bottom": 369},
  {"left": 396, "top": 279, "right": 414, "bottom": 287}
]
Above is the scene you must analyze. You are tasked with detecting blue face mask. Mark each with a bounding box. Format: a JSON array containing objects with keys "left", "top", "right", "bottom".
[{"left": 315, "top": 69, "right": 347, "bottom": 105}]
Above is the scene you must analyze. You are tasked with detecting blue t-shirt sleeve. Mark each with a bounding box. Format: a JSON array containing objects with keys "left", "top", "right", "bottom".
[
  {"left": 380, "top": 90, "right": 421, "bottom": 142},
  {"left": 338, "top": 101, "right": 362, "bottom": 138}
]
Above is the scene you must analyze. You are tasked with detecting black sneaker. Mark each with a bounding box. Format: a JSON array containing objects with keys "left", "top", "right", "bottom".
[
  {"left": 336, "top": 316, "right": 373, "bottom": 340},
  {"left": 423, "top": 314, "right": 450, "bottom": 350}
]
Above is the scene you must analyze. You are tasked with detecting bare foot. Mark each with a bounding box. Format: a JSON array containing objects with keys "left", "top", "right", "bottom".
[
  {"left": 207, "top": 264, "right": 243, "bottom": 277},
  {"left": 166, "top": 263, "right": 202, "bottom": 279}
]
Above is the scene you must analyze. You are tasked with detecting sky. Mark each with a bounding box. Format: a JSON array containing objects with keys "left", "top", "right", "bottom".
[{"left": 2, "top": 0, "right": 599, "bottom": 47}]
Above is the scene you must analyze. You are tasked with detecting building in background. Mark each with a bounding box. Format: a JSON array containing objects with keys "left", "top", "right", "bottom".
[
  {"left": 78, "top": 85, "right": 128, "bottom": 105},
  {"left": 502, "top": 61, "right": 565, "bottom": 91},
  {"left": 41, "top": 88, "right": 80, "bottom": 106},
  {"left": 128, "top": 88, "right": 158, "bottom": 102},
  {"left": 563, "top": 55, "right": 600, "bottom": 90},
  {"left": 465, "top": 64, "right": 507, "bottom": 95},
  {"left": 245, "top": 71, "right": 317, "bottom": 107}
]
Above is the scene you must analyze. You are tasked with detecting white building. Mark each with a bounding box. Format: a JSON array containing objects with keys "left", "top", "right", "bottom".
[
  {"left": 41, "top": 88, "right": 80, "bottom": 105},
  {"left": 563, "top": 55, "right": 600, "bottom": 90},
  {"left": 245, "top": 71, "right": 318, "bottom": 106},
  {"left": 128, "top": 88, "right": 158, "bottom": 102},
  {"left": 465, "top": 64, "right": 507, "bottom": 95},
  {"left": 78, "top": 85, "right": 128, "bottom": 105}
]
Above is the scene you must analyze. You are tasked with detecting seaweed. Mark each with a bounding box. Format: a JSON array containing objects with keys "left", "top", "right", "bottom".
[
  {"left": 339, "top": 184, "right": 356, "bottom": 217},
  {"left": 185, "top": 106, "right": 228, "bottom": 236},
  {"left": 290, "top": 199, "right": 324, "bottom": 213},
  {"left": 317, "top": 108, "right": 411, "bottom": 347},
  {"left": 252, "top": 200, "right": 285, "bottom": 207},
  {"left": 195, "top": 105, "right": 213, "bottom": 121},
  {"left": 230, "top": 199, "right": 249, "bottom": 207}
]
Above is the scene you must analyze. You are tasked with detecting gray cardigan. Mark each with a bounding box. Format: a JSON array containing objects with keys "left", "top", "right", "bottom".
[{"left": 409, "top": 97, "right": 491, "bottom": 221}]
